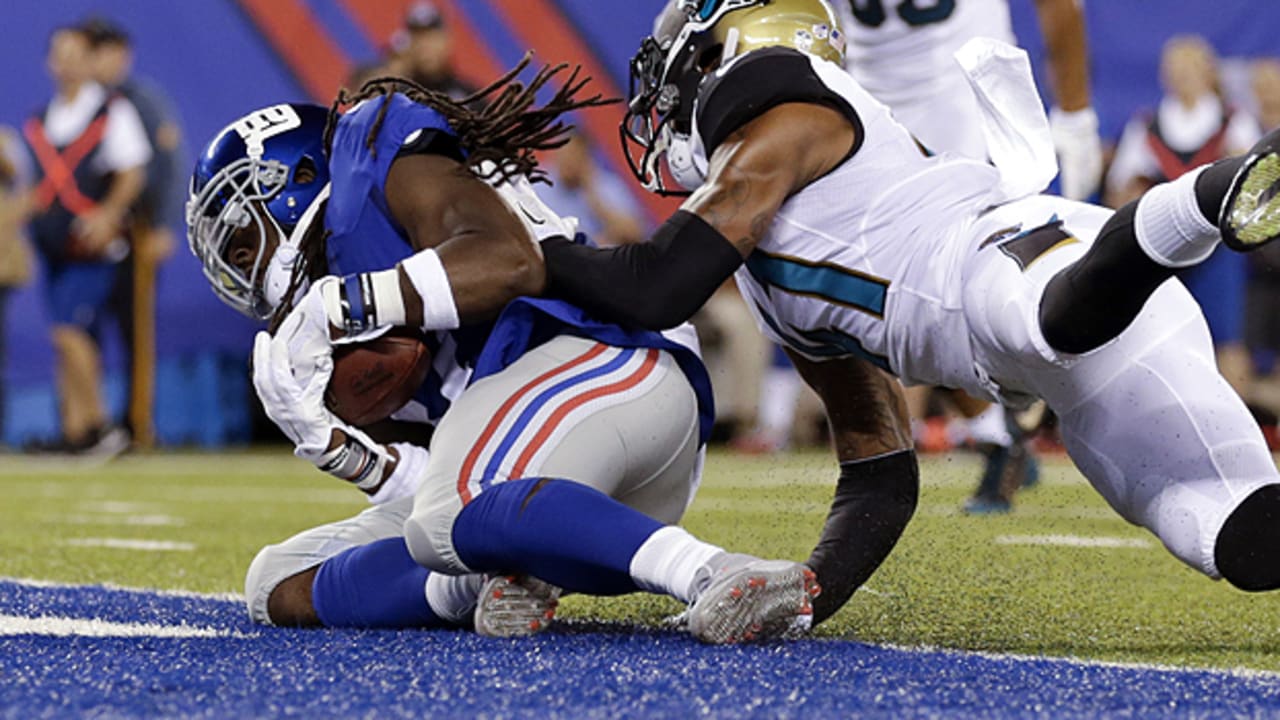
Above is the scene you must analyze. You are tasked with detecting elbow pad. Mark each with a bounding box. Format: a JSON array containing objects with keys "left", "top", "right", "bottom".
[
  {"left": 542, "top": 210, "right": 743, "bottom": 330},
  {"left": 807, "top": 449, "right": 919, "bottom": 625}
]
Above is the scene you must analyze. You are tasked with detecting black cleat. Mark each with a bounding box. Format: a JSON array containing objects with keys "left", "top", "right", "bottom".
[{"left": 1220, "top": 128, "right": 1280, "bottom": 251}]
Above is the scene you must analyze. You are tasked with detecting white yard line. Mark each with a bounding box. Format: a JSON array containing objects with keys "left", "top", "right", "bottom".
[
  {"left": 76, "top": 501, "right": 153, "bottom": 514},
  {"left": 22, "top": 484, "right": 361, "bottom": 506},
  {"left": 878, "top": 641, "right": 1280, "bottom": 680},
  {"left": 58, "top": 514, "right": 185, "bottom": 527},
  {"left": 1, "top": 577, "right": 1274, "bottom": 678},
  {"left": 63, "top": 538, "right": 196, "bottom": 552},
  {"left": 995, "top": 534, "right": 1153, "bottom": 549},
  {"left": 0, "top": 614, "right": 236, "bottom": 638},
  {"left": 0, "top": 576, "right": 242, "bottom": 602},
  {"left": 919, "top": 503, "right": 1123, "bottom": 520}
]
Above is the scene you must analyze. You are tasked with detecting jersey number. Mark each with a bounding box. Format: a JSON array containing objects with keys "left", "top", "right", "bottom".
[{"left": 849, "top": 0, "right": 956, "bottom": 27}]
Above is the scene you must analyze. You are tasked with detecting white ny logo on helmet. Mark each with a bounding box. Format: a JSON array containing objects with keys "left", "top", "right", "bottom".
[{"left": 232, "top": 104, "right": 302, "bottom": 159}]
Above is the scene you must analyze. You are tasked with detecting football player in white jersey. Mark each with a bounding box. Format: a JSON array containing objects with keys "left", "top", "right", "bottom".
[
  {"left": 835, "top": 0, "right": 1102, "bottom": 513},
  {"left": 837, "top": 0, "right": 1101, "bottom": 199},
  {"left": 541, "top": 0, "right": 1280, "bottom": 605}
]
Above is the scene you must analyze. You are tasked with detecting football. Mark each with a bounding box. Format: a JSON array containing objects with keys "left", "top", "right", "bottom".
[{"left": 325, "top": 328, "right": 433, "bottom": 426}]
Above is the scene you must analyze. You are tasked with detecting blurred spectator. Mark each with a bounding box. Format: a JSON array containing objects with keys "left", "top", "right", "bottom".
[
  {"left": 22, "top": 26, "right": 150, "bottom": 456},
  {"left": 1107, "top": 35, "right": 1261, "bottom": 396},
  {"left": 1253, "top": 59, "right": 1280, "bottom": 132},
  {"left": 0, "top": 127, "right": 35, "bottom": 448},
  {"left": 1244, "top": 59, "right": 1280, "bottom": 437},
  {"left": 400, "top": 1, "right": 475, "bottom": 101},
  {"left": 540, "top": 130, "right": 645, "bottom": 247},
  {"left": 83, "top": 17, "right": 182, "bottom": 449}
]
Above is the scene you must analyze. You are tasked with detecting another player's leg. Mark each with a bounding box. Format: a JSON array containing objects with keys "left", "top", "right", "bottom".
[
  {"left": 405, "top": 336, "right": 818, "bottom": 643},
  {"left": 1051, "top": 310, "right": 1280, "bottom": 590},
  {"left": 1039, "top": 127, "right": 1280, "bottom": 355},
  {"left": 965, "top": 197, "right": 1280, "bottom": 591},
  {"left": 244, "top": 496, "right": 483, "bottom": 629}
]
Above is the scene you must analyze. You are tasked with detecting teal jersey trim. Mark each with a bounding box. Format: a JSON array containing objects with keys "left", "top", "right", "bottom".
[{"left": 745, "top": 250, "right": 889, "bottom": 318}]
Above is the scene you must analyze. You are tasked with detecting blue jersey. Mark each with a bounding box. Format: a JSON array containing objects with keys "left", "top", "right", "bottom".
[{"left": 324, "top": 94, "right": 715, "bottom": 441}]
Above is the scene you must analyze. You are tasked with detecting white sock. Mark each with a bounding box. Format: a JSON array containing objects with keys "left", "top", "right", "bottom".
[
  {"left": 1134, "top": 166, "right": 1220, "bottom": 268},
  {"left": 629, "top": 526, "right": 724, "bottom": 603},
  {"left": 424, "top": 573, "right": 485, "bottom": 625},
  {"left": 966, "top": 404, "right": 1013, "bottom": 447}
]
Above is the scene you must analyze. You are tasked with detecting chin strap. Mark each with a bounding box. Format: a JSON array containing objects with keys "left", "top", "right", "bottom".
[{"left": 264, "top": 183, "right": 331, "bottom": 311}]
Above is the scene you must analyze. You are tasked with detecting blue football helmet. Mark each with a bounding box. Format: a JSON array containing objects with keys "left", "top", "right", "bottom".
[{"left": 186, "top": 103, "right": 331, "bottom": 319}]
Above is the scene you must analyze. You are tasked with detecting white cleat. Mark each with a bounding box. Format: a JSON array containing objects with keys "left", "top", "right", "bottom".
[
  {"left": 685, "top": 554, "right": 820, "bottom": 645},
  {"left": 472, "top": 575, "right": 561, "bottom": 638}
]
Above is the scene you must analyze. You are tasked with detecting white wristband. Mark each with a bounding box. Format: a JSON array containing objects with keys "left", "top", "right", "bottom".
[
  {"left": 367, "top": 442, "right": 429, "bottom": 505},
  {"left": 399, "top": 249, "right": 460, "bottom": 331},
  {"left": 335, "top": 269, "right": 407, "bottom": 336},
  {"left": 1049, "top": 106, "right": 1099, "bottom": 134}
]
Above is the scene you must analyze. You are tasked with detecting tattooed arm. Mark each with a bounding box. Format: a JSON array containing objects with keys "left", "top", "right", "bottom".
[
  {"left": 685, "top": 103, "right": 855, "bottom": 255},
  {"left": 786, "top": 350, "right": 919, "bottom": 625},
  {"left": 539, "top": 102, "right": 857, "bottom": 330}
]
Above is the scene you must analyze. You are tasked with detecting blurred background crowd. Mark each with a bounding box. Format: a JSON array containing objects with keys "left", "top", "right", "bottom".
[{"left": 0, "top": 0, "right": 1278, "bottom": 464}]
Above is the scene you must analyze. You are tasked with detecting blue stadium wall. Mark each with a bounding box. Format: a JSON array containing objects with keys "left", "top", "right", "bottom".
[{"left": 1, "top": 0, "right": 1277, "bottom": 446}]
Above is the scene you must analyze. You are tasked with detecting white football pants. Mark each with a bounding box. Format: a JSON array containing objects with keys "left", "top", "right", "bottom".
[
  {"left": 960, "top": 194, "right": 1280, "bottom": 577},
  {"left": 404, "top": 335, "right": 702, "bottom": 574}
]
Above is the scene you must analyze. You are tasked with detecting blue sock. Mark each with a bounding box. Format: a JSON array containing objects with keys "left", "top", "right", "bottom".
[
  {"left": 452, "top": 478, "right": 662, "bottom": 595},
  {"left": 312, "top": 538, "right": 446, "bottom": 629}
]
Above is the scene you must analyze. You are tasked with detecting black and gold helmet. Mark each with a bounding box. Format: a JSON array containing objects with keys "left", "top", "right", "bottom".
[{"left": 621, "top": 0, "right": 845, "bottom": 195}]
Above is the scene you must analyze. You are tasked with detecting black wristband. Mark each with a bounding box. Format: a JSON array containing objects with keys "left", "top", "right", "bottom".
[{"left": 807, "top": 449, "right": 919, "bottom": 625}]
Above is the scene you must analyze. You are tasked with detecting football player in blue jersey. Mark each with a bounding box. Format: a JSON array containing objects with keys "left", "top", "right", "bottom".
[{"left": 187, "top": 60, "right": 821, "bottom": 643}]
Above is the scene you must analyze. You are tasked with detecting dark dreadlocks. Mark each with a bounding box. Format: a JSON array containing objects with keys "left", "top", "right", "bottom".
[{"left": 268, "top": 54, "right": 617, "bottom": 331}]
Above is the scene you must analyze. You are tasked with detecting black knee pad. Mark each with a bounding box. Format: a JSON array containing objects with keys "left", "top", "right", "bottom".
[{"left": 1215, "top": 484, "right": 1280, "bottom": 592}]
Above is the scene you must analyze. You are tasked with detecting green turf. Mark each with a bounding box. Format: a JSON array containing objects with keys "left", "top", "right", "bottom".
[{"left": 3, "top": 449, "right": 1278, "bottom": 670}]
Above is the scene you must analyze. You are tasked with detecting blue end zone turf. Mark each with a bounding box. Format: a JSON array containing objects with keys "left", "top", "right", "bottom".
[{"left": 3, "top": 579, "right": 1278, "bottom": 718}]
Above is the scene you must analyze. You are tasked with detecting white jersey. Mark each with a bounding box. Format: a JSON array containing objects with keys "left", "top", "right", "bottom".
[
  {"left": 836, "top": 0, "right": 1014, "bottom": 157},
  {"left": 690, "top": 50, "right": 1003, "bottom": 389}
]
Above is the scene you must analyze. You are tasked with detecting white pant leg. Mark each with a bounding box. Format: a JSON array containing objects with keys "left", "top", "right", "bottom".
[
  {"left": 405, "top": 335, "right": 701, "bottom": 574},
  {"left": 243, "top": 496, "right": 413, "bottom": 624},
  {"left": 961, "top": 195, "right": 1280, "bottom": 576}
]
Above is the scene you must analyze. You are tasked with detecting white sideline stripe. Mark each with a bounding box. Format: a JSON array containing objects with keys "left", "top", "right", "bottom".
[
  {"left": 63, "top": 538, "right": 196, "bottom": 552},
  {"left": 1, "top": 576, "right": 242, "bottom": 603},
  {"left": 0, "top": 614, "right": 233, "bottom": 638},
  {"left": 995, "top": 534, "right": 1153, "bottom": 549}
]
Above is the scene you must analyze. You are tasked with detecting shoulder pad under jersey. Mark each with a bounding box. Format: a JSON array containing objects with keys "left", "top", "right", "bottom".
[{"left": 696, "top": 47, "right": 864, "bottom": 158}]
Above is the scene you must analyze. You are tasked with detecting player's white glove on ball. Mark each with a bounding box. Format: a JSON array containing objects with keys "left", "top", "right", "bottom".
[
  {"left": 252, "top": 282, "right": 391, "bottom": 490},
  {"left": 1050, "top": 106, "right": 1104, "bottom": 201},
  {"left": 269, "top": 275, "right": 342, "bottom": 389}
]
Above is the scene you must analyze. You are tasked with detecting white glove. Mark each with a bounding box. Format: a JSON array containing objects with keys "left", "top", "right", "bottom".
[
  {"left": 484, "top": 163, "right": 579, "bottom": 245},
  {"left": 270, "top": 275, "right": 341, "bottom": 391},
  {"left": 252, "top": 290, "right": 392, "bottom": 489},
  {"left": 1049, "top": 106, "right": 1104, "bottom": 201}
]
